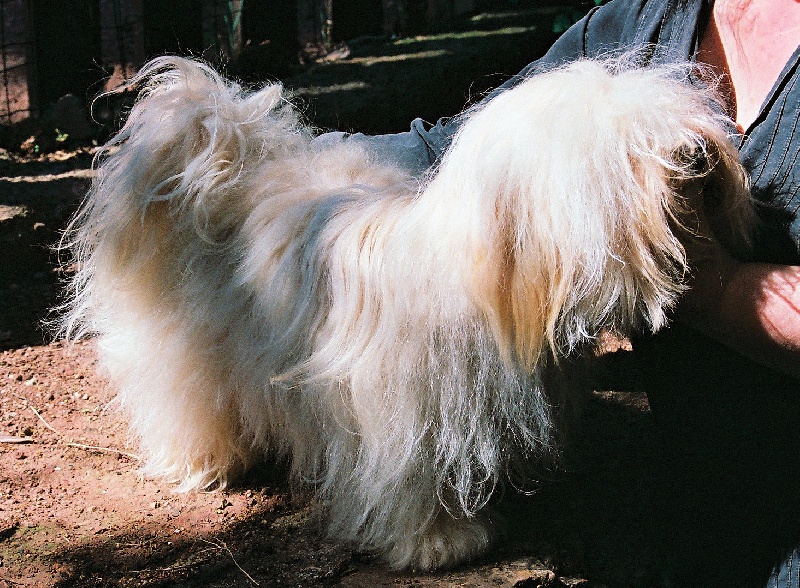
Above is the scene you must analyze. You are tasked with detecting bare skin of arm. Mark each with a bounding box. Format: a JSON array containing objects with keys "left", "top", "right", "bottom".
[
  {"left": 682, "top": 0, "right": 800, "bottom": 379},
  {"left": 683, "top": 253, "right": 800, "bottom": 379}
]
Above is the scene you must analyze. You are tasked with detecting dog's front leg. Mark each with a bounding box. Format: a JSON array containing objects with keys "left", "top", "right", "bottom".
[{"left": 387, "top": 507, "right": 497, "bottom": 571}]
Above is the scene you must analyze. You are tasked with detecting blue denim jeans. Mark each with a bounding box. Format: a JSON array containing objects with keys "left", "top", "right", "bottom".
[{"left": 771, "top": 551, "right": 800, "bottom": 588}]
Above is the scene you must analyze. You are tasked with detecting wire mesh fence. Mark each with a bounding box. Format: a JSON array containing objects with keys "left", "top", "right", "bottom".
[{"left": 0, "top": 0, "right": 32, "bottom": 124}]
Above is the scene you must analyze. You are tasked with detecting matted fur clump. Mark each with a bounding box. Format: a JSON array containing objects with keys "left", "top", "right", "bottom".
[{"left": 59, "top": 55, "right": 753, "bottom": 570}]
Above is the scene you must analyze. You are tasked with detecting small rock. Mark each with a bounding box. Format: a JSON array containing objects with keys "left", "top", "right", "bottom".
[{"left": 513, "top": 570, "right": 563, "bottom": 588}]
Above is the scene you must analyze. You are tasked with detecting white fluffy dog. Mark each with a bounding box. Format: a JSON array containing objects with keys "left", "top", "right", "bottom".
[{"left": 59, "top": 56, "right": 753, "bottom": 570}]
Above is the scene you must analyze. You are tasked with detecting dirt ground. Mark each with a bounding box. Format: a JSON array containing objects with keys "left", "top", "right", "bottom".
[{"left": 2, "top": 3, "right": 798, "bottom": 587}]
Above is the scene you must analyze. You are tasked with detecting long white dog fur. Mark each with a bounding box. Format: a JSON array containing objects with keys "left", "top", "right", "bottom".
[{"left": 59, "top": 55, "right": 754, "bottom": 570}]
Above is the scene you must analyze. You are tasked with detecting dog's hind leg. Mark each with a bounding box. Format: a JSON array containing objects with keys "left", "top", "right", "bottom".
[{"left": 58, "top": 57, "right": 308, "bottom": 489}]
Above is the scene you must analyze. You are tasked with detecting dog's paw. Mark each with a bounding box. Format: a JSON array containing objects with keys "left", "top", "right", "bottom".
[{"left": 387, "top": 511, "right": 495, "bottom": 571}]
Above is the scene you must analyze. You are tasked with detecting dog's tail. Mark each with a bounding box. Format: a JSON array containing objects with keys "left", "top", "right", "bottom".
[
  {"left": 57, "top": 57, "right": 305, "bottom": 488},
  {"left": 59, "top": 56, "right": 305, "bottom": 339}
]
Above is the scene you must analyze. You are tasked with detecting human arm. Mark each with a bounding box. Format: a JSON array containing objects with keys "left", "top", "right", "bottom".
[{"left": 678, "top": 252, "right": 800, "bottom": 380}]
